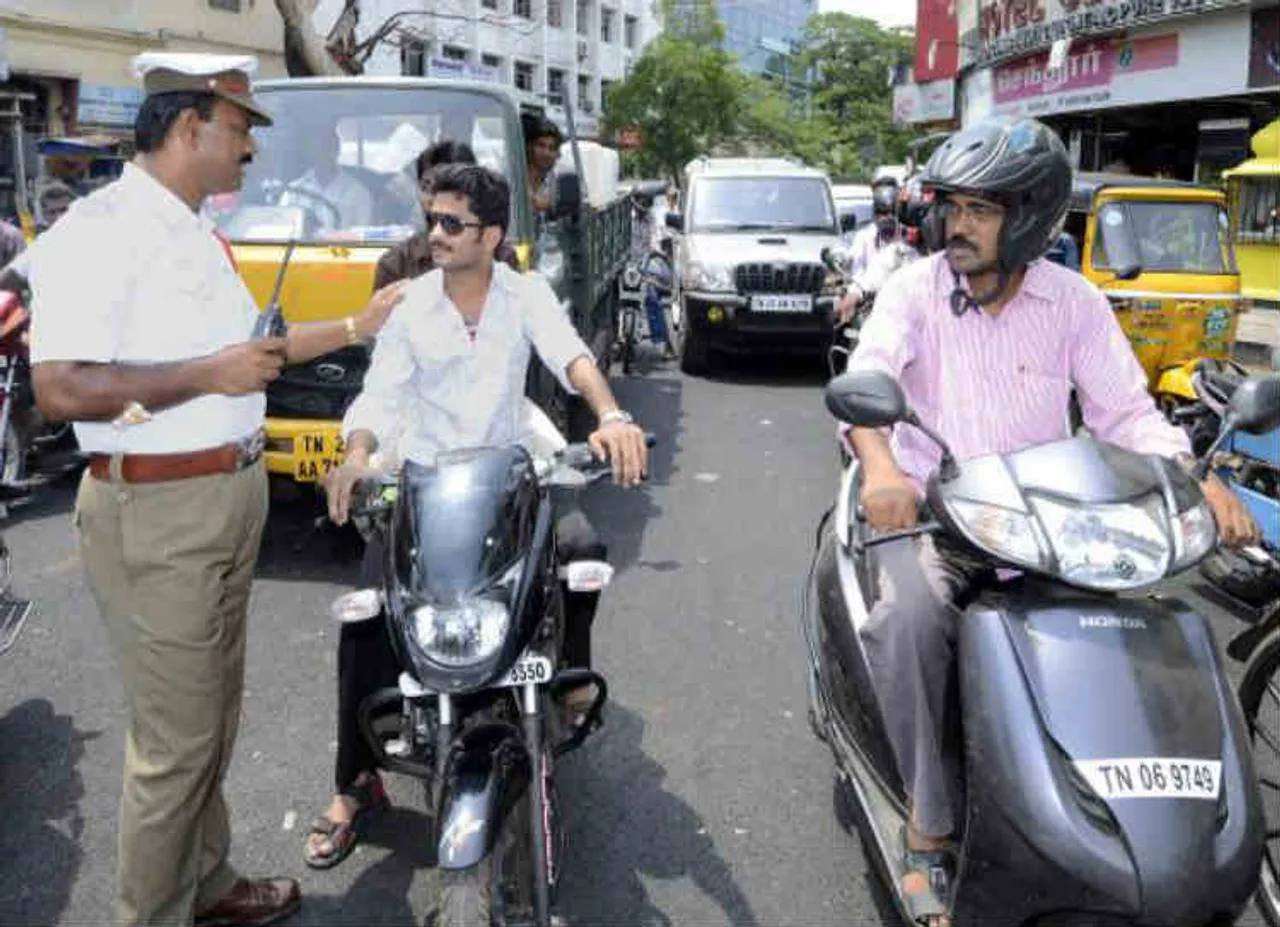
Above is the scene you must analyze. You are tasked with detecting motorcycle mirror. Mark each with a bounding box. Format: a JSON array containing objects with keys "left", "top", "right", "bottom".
[
  {"left": 1227, "top": 374, "right": 1280, "bottom": 436},
  {"left": 820, "top": 246, "right": 853, "bottom": 276},
  {"left": 664, "top": 211, "right": 684, "bottom": 232},
  {"left": 824, "top": 369, "right": 908, "bottom": 428},
  {"left": 1114, "top": 263, "right": 1143, "bottom": 282}
]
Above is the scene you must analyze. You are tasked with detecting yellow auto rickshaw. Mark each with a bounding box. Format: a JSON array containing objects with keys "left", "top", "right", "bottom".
[
  {"left": 1067, "top": 173, "right": 1242, "bottom": 413},
  {"left": 1224, "top": 120, "right": 1279, "bottom": 354}
]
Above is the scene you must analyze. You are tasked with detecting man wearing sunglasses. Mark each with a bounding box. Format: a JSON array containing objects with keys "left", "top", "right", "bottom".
[{"left": 307, "top": 163, "right": 647, "bottom": 870}]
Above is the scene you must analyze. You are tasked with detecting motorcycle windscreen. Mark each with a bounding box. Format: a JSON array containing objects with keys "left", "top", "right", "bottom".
[{"left": 391, "top": 447, "right": 541, "bottom": 604}]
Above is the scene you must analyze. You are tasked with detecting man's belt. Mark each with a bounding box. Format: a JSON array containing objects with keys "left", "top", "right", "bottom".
[{"left": 88, "top": 431, "right": 265, "bottom": 484}]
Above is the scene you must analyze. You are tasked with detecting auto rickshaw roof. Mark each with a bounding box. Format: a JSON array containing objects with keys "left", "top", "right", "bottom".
[{"left": 1069, "top": 172, "right": 1212, "bottom": 212}]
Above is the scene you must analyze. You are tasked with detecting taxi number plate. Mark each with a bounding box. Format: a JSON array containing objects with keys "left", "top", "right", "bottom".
[{"left": 294, "top": 431, "right": 345, "bottom": 483}]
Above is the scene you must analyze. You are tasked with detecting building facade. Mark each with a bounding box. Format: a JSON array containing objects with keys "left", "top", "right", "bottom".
[
  {"left": 0, "top": 0, "right": 288, "bottom": 139},
  {"left": 314, "top": 0, "right": 661, "bottom": 138}
]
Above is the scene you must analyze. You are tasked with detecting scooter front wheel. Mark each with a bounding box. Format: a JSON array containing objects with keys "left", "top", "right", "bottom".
[{"left": 1237, "top": 627, "right": 1280, "bottom": 927}]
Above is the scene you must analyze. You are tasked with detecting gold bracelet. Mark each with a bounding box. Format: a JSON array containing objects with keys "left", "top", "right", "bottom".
[{"left": 344, "top": 315, "right": 360, "bottom": 345}]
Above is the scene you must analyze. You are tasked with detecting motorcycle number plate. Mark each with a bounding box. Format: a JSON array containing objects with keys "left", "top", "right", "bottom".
[
  {"left": 1074, "top": 757, "right": 1222, "bottom": 801},
  {"left": 494, "top": 653, "right": 553, "bottom": 689}
]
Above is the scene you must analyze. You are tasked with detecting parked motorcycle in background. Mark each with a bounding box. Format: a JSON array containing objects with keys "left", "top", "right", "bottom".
[{"left": 614, "top": 250, "right": 673, "bottom": 374}]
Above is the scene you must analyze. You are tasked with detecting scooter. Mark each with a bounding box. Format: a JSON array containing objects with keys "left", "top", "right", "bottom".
[
  {"left": 331, "top": 405, "right": 651, "bottom": 927},
  {"left": 802, "top": 367, "right": 1280, "bottom": 925}
]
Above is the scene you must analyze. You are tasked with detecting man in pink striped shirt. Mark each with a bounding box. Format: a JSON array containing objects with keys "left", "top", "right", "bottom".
[{"left": 845, "top": 117, "right": 1256, "bottom": 926}]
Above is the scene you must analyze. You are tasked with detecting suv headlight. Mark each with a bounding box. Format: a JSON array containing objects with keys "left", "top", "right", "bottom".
[
  {"left": 684, "top": 261, "right": 734, "bottom": 292},
  {"left": 413, "top": 598, "right": 510, "bottom": 666}
]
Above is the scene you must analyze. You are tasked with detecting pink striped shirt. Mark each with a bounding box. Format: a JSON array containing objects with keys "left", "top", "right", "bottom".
[{"left": 848, "top": 254, "right": 1191, "bottom": 490}]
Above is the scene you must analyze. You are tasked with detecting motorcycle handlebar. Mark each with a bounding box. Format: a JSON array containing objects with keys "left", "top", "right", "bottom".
[{"left": 557, "top": 432, "right": 658, "bottom": 472}]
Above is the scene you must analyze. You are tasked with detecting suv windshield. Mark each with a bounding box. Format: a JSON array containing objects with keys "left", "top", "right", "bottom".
[
  {"left": 690, "top": 176, "right": 835, "bottom": 233},
  {"left": 1093, "top": 200, "right": 1237, "bottom": 275},
  {"left": 209, "top": 86, "right": 512, "bottom": 245}
]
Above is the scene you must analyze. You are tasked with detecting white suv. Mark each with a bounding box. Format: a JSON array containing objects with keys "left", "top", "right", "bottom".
[{"left": 664, "top": 157, "right": 843, "bottom": 374}]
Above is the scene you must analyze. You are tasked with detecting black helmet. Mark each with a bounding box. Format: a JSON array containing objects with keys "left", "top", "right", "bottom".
[
  {"left": 897, "top": 175, "right": 932, "bottom": 230},
  {"left": 921, "top": 116, "right": 1071, "bottom": 271},
  {"left": 871, "top": 176, "right": 899, "bottom": 216}
]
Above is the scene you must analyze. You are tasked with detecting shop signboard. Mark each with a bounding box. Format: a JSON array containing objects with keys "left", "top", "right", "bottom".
[
  {"left": 964, "top": 11, "right": 1254, "bottom": 122},
  {"left": 1248, "top": 7, "right": 1280, "bottom": 90},
  {"left": 893, "top": 78, "right": 958, "bottom": 124},
  {"left": 916, "top": 0, "right": 961, "bottom": 82},
  {"left": 77, "top": 83, "right": 145, "bottom": 127},
  {"left": 958, "top": 0, "right": 1253, "bottom": 68}
]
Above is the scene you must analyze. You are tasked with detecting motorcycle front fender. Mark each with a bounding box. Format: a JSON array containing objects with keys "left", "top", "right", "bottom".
[{"left": 435, "top": 729, "right": 530, "bottom": 871}]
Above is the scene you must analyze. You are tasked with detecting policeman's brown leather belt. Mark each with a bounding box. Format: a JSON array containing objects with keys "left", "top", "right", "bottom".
[{"left": 88, "top": 433, "right": 265, "bottom": 484}]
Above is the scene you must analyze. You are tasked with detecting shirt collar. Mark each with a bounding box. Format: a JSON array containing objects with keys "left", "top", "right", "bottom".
[
  {"left": 932, "top": 253, "right": 1055, "bottom": 306},
  {"left": 420, "top": 259, "right": 519, "bottom": 309},
  {"left": 121, "top": 162, "right": 205, "bottom": 230}
]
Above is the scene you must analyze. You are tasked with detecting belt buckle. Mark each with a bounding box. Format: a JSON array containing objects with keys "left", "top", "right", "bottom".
[{"left": 238, "top": 431, "right": 266, "bottom": 468}]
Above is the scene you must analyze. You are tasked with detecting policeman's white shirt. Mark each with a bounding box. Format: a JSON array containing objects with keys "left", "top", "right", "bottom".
[
  {"left": 27, "top": 162, "right": 263, "bottom": 454},
  {"left": 280, "top": 167, "right": 373, "bottom": 228},
  {"left": 343, "top": 262, "right": 591, "bottom": 466}
]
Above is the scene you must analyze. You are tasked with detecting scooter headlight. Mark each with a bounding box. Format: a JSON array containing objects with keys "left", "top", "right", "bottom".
[
  {"left": 1030, "top": 494, "right": 1172, "bottom": 590},
  {"left": 1172, "top": 502, "right": 1217, "bottom": 571},
  {"left": 945, "top": 499, "right": 1049, "bottom": 571},
  {"left": 412, "top": 598, "right": 510, "bottom": 667}
]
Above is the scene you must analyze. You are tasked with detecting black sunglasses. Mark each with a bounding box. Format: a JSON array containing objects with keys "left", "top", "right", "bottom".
[{"left": 426, "top": 211, "right": 484, "bottom": 236}]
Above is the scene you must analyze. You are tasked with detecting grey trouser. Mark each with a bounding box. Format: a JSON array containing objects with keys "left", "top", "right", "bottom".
[
  {"left": 75, "top": 462, "right": 268, "bottom": 925},
  {"left": 858, "top": 534, "right": 987, "bottom": 838}
]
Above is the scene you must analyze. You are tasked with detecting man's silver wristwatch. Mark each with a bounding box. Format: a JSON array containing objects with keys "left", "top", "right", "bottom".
[{"left": 599, "top": 409, "right": 634, "bottom": 427}]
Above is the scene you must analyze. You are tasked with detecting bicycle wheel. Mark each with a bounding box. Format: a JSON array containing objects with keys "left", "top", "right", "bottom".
[{"left": 1238, "top": 628, "right": 1280, "bottom": 927}]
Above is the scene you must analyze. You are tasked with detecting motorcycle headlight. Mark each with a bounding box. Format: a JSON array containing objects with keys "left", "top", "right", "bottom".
[
  {"left": 1172, "top": 502, "right": 1217, "bottom": 571},
  {"left": 413, "top": 598, "right": 510, "bottom": 667},
  {"left": 684, "top": 261, "right": 734, "bottom": 292},
  {"left": 622, "top": 264, "right": 643, "bottom": 289},
  {"left": 536, "top": 234, "right": 565, "bottom": 287},
  {"left": 1029, "top": 494, "right": 1172, "bottom": 590},
  {"left": 946, "top": 499, "right": 1048, "bottom": 570}
]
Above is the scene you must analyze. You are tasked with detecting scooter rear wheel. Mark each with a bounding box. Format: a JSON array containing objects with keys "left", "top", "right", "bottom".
[{"left": 1237, "top": 628, "right": 1280, "bottom": 927}]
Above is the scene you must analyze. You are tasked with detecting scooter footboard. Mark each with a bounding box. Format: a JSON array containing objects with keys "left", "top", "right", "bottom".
[{"left": 955, "top": 587, "right": 1261, "bottom": 927}]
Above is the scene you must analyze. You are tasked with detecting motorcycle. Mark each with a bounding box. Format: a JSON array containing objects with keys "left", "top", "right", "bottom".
[
  {"left": 802, "top": 366, "right": 1280, "bottom": 925},
  {"left": 1170, "top": 358, "right": 1280, "bottom": 615},
  {"left": 614, "top": 250, "right": 673, "bottom": 374},
  {"left": 330, "top": 405, "right": 650, "bottom": 927},
  {"left": 0, "top": 288, "right": 80, "bottom": 513},
  {"left": 820, "top": 246, "right": 862, "bottom": 379},
  {"left": 0, "top": 533, "right": 32, "bottom": 656}
]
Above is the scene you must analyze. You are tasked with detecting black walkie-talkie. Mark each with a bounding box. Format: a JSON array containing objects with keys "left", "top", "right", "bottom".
[{"left": 252, "top": 239, "right": 295, "bottom": 340}]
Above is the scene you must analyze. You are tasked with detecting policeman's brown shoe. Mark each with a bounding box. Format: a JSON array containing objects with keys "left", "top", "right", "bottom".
[{"left": 194, "top": 877, "right": 301, "bottom": 927}]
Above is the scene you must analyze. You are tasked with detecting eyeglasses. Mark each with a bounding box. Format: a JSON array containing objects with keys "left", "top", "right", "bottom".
[
  {"left": 939, "top": 199, "right": 1005, "bottom": 223},
  {"left": 426, "top": 211, "right": 484, "bottom": 236}
]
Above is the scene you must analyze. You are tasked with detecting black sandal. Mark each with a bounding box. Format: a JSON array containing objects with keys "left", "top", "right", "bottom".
[
  {"left": 900, "top": 826, "right": 955, "bottom": 926},
  {"left": 303, "top": 775, "right": 389, "bottom": 870}
]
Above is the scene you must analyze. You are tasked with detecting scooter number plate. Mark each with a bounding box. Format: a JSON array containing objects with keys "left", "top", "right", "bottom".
[
  {"left": 494, "top": 653, "right": 553, "bottom": 688},
  {"left": 1074, "top": 757, "right": 1222, "bottom": 801}
]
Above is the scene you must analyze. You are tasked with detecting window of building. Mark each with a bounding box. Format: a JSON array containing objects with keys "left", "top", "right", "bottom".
[
  {"left": 209, "top": 0, "right": 241, "bottom": 10},
  {"left": 514, "top": 60, "right": 536, "bottom": 91},
  {"left": 481, "top": 0, "right": 499, "bottom": 8},
  {"left": 624, "top": 14, "right": 638, "bottom": 49},
  {"left": 514, "top": 0, "right": 533, "bottom": 19},
  {"left": 548, "top": 0, "right": 564, "bottom": 27},
  {"left": 576, "top": 0, "right": 591, "bottom": 37},
  {"left": 577, "top": 74, "right": 593, "bottom": 112},
  {"left": 442, "top": 45, "right": 469, "bottom": 62},
  {"left": 548, "top": 68, "right": 567, "bottom": 104},
  {"left": 600, "top": 78, "right": 614, "bottom": 108},
  {"left": 401, "top": 38, "right": 426, "bottom": 76},
  {"left": 600, "top": 7, "right": 615, "bottom": 43}
]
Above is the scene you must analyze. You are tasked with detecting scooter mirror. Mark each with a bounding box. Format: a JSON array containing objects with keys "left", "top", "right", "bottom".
[
  {"left": 824, "top": 369, "right": 908, "bottom": 428},
  {"left": 1228, "top": 374, "right": 1280, "bottom": 436}
]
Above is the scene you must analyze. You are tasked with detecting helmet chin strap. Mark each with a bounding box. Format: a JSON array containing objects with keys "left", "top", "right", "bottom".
[{"left": 948, "top": 265, "right": 1010, "bottom": 317}]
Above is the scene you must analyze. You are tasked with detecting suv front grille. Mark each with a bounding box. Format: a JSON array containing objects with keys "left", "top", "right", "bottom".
[
  {"left": 265, "top": 345, "right": 369, "bottom": 420},
  {"left": 735, "top": 262, "right": 826, "bottom": 295}
]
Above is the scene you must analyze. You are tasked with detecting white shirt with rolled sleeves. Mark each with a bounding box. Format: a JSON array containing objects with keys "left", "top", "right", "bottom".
[
  {"left": 26, "top": 162, "right": 263, "bottom": 454},
  {"left": 342, "top": 262, "right": 591, "bottom": 466}
]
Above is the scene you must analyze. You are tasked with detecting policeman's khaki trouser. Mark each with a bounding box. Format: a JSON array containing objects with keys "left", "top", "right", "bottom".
[{"left": 75, "top": 462, "right": 268, "bottom": 926}]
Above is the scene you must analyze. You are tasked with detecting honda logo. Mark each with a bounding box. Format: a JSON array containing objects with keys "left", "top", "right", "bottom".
[{"left": 315, "top": 362, "right": 346, "bottom": 383}]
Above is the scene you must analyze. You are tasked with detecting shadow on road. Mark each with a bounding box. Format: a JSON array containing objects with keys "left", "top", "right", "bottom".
[
  {"left": 295, "top": 805, "right": 436, "bottom": 927},
  {"left": 0, "top": 698, "right": 100, "bottom": 926},
  {"left": 557, "top": 703, "right": 760, "bottom": 927},
  {"left": 701, "top": 351, "right": 830, "bottom": 390}
]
